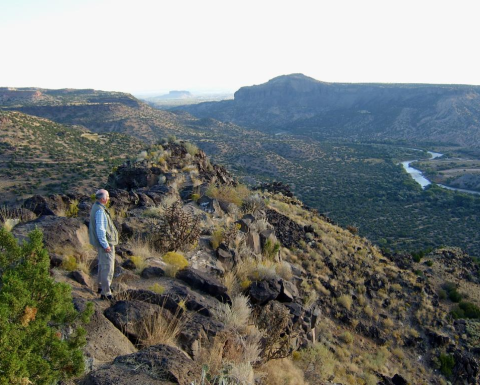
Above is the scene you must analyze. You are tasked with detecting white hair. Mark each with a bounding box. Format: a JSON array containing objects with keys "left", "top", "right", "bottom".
[{"left": 95, "top": 189, "right": 109, "bottom": 200}]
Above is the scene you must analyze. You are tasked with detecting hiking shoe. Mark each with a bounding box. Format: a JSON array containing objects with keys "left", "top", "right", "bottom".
[{"left": 100, "top": 294, "right": 113, "bottom": 301}]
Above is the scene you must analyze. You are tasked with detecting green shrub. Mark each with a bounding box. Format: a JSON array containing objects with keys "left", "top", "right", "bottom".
[
  {"left": 438, "top": 289, "right": 447, "bottom": 300},
  {"left": 340, "top": 331, "right": 354, "bottom": 344},
  {"left": 66, "top": 200, "right": 79, "bottom": 218},
  {"left": 439, "top": 353, "right": 455, "bottom": 376},
  {"left": 130, "top": 255, "right": 147, "bottom": 274},
  {"left": 184, "top": 142, "right": 199, "bottom": 156},
  {"left": 61, "top": 255, "right": 78, "bottom": 271},
  {"left": 263, "top": 239, "right": 281, "bottom": 260},
  {"left": 452, "top": 301, "right": 480, "bottom": 319},
  {"left": 440, "top": 282, "right": 463, "bottom": 302},
  {"left": 0, "top": 228, "right": 91, "bottom": 384},
  {"left": 337, "top": 294, "right": 353, "bottom": 311}
]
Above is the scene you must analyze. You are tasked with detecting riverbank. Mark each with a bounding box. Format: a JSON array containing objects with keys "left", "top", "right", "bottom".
[{"left": 402, "top": 151, "right": 480, "bottom": 195}]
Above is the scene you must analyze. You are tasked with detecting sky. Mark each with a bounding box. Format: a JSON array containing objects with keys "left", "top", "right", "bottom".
[{"left": 1, "top": 0, "right": 479, "bottom": 95}]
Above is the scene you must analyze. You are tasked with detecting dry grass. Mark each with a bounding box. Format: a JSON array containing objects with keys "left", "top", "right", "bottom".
[
  {"left": 129, "top": 236, "right": 159, "bottom": 260},
  {"left": 138, "top": 307, "right": 185, "bottom": 348},
  {"left": 212, "top": 294, "right": 251, "bottom": 332},
  {"left": 206, "top": 183, "right": 251, "bottom": 207},
  {"left": 275, "top": 261, "right": 293, "bottom": 280},
  {"left": 259, "top": 358, "right": 307, "bottom": 385},
  {"left": 337, "top": 294, "right": 353, "bottom": 311}
]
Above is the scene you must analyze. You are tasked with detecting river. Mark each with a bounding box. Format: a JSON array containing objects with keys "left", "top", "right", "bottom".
[{"left": 401, "top": 151, "right": 480, "bottom": 195}]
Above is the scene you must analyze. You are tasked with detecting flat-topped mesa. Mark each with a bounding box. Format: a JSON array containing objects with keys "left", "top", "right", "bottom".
[{"left": 0, "top": 87, "right": 140, "bottom": 108}]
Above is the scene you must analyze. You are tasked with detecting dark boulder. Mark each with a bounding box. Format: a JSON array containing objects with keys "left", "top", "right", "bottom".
[
  {"left": 178, "top": 312, "right": 225, "bottom": 357},
  {"left": 141, "top": 266, "right": 166, "bottom": 279},
  {"left": 126, "top": 282, "right": 221, "bottom": 318},
  {"left": 23, "top": 194, "right": 69, "bottom": 216},
  {"left": 277, "top": 279, "right": 300, "bottom": 303},
  {"left": 104, "top": 300, "right": 162, "bottom": 344},
  {"left": 452, "top": 350, "right": 480, "bottom": 384},
  {"left": 176, "top": 267, "right": 230, "bottom": 302},
  {"left": 265, "top": 209, "right": 307, "bottom": 248},
  {"left": 137, "top": 192, "right": 155, "bottom": 207},
  {"left": 69, "top": 270, "right": 91, "bottom": 287},
  {"left": 216, "top": 246, "right": 235, "bottom": 270},
  {"left": 248, "top": 278, "right": 281, "bottom": 305},
  {"left": 426, "top": 329, "right": 450, "bottom": 347}
]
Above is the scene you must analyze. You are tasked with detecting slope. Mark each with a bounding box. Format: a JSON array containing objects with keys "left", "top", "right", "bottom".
[{"left": 0, "top": 110, "right": 145, "bottom": 202}]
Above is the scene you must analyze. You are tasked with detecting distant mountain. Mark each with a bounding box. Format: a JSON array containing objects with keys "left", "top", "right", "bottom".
[
  {"left": 175, "top": 74, "right": 480, "bottom": 147},
  {"left": 0, "top": 87, "right": 191, "bottom": 143},
  {"left": 154, "top": 90, "right": 193, "bottom": 99}
]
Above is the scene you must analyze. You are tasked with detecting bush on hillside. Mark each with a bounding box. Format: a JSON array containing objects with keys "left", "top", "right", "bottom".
[
  {"left": 0, "top": 228, "right": 92, "bottom": 384},
  {"left": 151, "top": 202, "right": 201, "bottom": 252}
]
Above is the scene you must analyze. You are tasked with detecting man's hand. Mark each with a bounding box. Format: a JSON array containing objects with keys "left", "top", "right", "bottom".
[{"left": 105, "top": 246, "right": 111, "bottom": 253}]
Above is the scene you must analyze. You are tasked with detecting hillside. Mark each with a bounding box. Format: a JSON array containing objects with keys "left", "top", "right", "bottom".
[
  {"left": 0, "top": 87, "right": 194, "bottom": 143},
  {"left": 176, "top": 74, "right": 480, "bottom": 148},
  {"left": 2, "top": 142, "right": 480, "bottom": 384},
  {"left": 0, "top": 110, "right": 145, "bottom": 202}
]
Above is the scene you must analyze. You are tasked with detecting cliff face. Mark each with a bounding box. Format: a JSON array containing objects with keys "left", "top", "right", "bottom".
[{"left": 177, "top": 74, "right": 480, "bottom": 147}]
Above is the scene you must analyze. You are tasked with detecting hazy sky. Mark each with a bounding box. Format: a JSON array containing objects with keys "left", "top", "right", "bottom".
[{"left": 1, "top": 0, "right": 479, "bottom": 95}]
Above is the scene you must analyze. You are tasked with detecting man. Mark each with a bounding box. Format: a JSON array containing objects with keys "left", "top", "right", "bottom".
[{"left": 88, "top": 189, "right": 118, "bottom": 300}]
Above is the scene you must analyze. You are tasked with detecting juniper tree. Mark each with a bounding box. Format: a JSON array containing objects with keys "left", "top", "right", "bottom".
[{"left": 0, "top": 227, "right": 92, "bottom": 385}]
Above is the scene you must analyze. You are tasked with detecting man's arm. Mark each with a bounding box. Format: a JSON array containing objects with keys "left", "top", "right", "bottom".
[{"left": 95, "top": 209, "right": 110, "bottom": 250}]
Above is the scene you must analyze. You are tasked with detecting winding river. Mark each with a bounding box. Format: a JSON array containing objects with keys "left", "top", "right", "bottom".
[{"left": 401, "top": 151, "right": 480, "bottom": 195}]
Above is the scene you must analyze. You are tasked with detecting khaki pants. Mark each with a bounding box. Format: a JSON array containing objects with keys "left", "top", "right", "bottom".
[{"left": 97, "top": 246, "right": 115, "bottom": 296}]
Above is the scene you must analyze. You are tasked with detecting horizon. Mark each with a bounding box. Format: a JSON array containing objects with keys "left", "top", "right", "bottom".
[
  {"left": 3, "top": 72, "right": 480, "bottom": 98},
  {"left": 1, "top": 0, "right": 479, "bottom": 94}
]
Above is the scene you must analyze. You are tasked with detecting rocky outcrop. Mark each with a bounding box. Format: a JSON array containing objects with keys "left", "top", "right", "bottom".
[
  {"left": 83, "top": 344, "right": 200, "bottom": 385},
  {"left": 107, "top": 162, "right": 164, "bottom": 190},
  {"left": 74, "top": 299, "right": 137, "bottom": 371},
  {"left": 12, "top": 215, "right": 89, "bottom": 251},
  {"left": 265, "top": 208, "right": 308, "bottom": 248}
]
